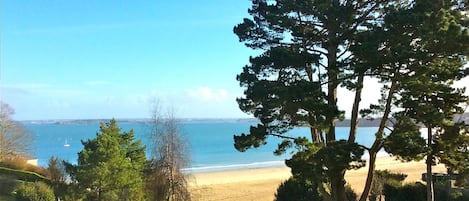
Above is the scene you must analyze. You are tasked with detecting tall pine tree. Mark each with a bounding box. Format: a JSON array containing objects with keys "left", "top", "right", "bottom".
[{"left": 233, "top": 1, "right": 468, "bottom": 200}]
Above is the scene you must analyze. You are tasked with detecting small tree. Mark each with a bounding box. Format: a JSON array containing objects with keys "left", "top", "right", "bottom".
[
  {"left": 47, "top": 156, "right": 66, "bottom": 184},
  {"left": 66, "top": 119, "right": 147, "bottom": 201},
  {"left": 146, "top": 102, "right": 191, "bottom": 201},
  {"left": 0, "top": 101, "right": 34, "bottom": 161},
  {"left": 47, "top": 156, "right": 67, "bottom": 200}
]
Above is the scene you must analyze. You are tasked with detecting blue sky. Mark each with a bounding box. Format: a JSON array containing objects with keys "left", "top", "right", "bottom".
[
  {"left": 1, "top": 0, "right": 257, "bottom": 120},
  {"left": 2, "top": 1, "right": 468, "bottom": 120}
]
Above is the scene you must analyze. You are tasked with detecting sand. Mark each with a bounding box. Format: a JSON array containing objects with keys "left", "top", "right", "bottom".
[{"left": 188, "top": 156, "right": 447, "bottom": 201}]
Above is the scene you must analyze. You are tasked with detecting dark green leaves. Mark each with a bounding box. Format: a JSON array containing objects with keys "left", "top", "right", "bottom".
[
  {"left": 67, "top": 119, "right": 146, "bottom": 200},
  {"left": 287, "top": 140, "right": 365, "bottom": 182},
  {"left": 234, "top": 124, "right": 268, "bottom": 152},
  {"left": 384, "top": 114, "right": 426, "bottom": 161}
]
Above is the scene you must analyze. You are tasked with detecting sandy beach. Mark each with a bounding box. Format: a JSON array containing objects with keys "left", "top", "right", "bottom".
[{"left": 188, "top": 156, "right": 447, "bottom": 201}]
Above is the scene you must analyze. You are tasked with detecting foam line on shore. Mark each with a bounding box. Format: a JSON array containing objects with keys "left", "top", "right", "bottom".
[{"left": 184, "top": 160, "right": 286, "bottom": 173}]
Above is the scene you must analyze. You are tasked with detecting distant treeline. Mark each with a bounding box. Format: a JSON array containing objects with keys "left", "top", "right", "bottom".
[{"left": 22, "top": 113, "right": 469, "bottom": 127}]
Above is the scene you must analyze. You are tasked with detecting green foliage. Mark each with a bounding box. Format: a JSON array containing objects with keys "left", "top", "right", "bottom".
[
  {"left": 233, "top": 0, "right": 469, "bottom": 200},
  {"left": 274, "top": 177, "right": 322, "bottom": 201},
  {"left": 384, "top": 114, "right": 426, "bottom": 161},
  {"left": 384, "top": 182, "right": 426, "bottom": 201},
  {"left": 287, "top": 140, "right": 365, "bottom": 183},
  {"left": 435, "top": 123, "right": 469, "bottom": 185},
  {"left": 381, "top": 176, "right": 469, "bottom": 201},
  {"left": 66, "top": 119, "right": 147, "bottom": 201},
  {"left": 14, "top": 182, "right": 55, "bottom": 201}
]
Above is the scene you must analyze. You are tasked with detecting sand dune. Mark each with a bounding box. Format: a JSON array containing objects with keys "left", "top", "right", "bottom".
[{"left": 188, "top": 156, "right": 447, "bottom": 201}]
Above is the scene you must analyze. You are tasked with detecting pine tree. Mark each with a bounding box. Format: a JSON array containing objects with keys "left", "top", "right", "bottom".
[
  {"left": 66, "top": 119, "right": 146, "bottom": 201},
  {"left": 233, "top": 1, "right": 468, "bottom": 200}
]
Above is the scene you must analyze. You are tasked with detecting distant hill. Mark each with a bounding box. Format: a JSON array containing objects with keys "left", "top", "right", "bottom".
[
  {"left": 336, "top": 118, "right": 383, "bottom": 127},
  {"left": 21, "top": 113, "right": 468, "bottom": 127}
]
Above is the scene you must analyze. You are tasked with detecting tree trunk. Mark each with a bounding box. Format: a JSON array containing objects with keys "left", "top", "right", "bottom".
[
  {"left": 331, "top": 172, "right": 347, "bottom": 201},
  {"left": 348, "top": 73, "right": 364, "bottom": 143},
  {"left": 426, "top": 127, "right": 434, "bottom": 201},
  {"left": 359, "top": 81, "right": 397, "bottom": 201},
  {"left": 359, "top": 148, "right": 378, "bottom": 201},
  {"left": 326, "top": 42, "right": 338, "bottom": 142}
]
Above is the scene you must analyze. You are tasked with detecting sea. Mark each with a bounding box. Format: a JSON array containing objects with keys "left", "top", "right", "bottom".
[{"left": 23, "top": 119, "right": 383, "bottom": 173}]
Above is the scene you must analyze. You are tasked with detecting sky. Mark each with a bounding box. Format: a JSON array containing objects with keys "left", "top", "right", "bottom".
[{"left": 1, "top": 1, "right": 468, "bottom": 121}]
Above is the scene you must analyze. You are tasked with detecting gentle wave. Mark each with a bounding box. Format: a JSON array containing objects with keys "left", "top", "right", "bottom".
[
  {"left": 183, "top": 160, "right": 286, "bottom": 173},
  {"left": 183, "top": 151, "right": 390, "bottom": 174}
]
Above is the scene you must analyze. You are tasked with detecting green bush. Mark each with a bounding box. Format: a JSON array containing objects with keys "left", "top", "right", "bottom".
[
  {"left": 274, "top": 177, "right": 323, "bottom": 201},
  {"left": 274, "top": 177, "right": 357, "bottom": 201},
  {"left": 14, "top": 182, "right": 55, "bottom": 201},
  {"left": 384, "top": 182, "right": 426, "bottom": 201}
]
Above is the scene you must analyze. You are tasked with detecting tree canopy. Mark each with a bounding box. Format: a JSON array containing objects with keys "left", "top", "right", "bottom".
[
  {"left": 233, "top": 0, "right": 469, "bottom": 200},
  {"left": 66, "top": 119, "right": 146, "bottom": 201}
]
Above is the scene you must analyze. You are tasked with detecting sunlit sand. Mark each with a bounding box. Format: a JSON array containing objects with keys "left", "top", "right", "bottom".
[{"left": 188, "top": 156, "right": 447, "bottom": 201}]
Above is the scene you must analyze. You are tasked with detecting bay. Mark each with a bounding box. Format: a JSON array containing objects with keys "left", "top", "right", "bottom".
[{"left": 24, "top": 120, "right": 380, "bottom": 173}]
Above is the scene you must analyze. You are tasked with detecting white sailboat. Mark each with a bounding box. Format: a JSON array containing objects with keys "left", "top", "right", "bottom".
[{"left": 64, "top": 139, "right": 70, "bottom": 147}]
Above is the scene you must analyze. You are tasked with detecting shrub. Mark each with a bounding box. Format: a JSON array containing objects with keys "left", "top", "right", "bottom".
[
  {"left": 274, "top": 177, "right": 322, "bottom": 201},
  {"left": 384, "top": 182, "right": 426, "bottom": 201},
  {"left": 14, "top": 182, "right": 55, "bottom": 201}
]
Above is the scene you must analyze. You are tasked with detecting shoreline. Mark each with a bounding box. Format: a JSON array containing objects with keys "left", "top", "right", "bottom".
[
  {"left": 184, "top": 160, "right": 286, "bottom": 174},
  {"left": 185, "top": 150, "right": 390, "bottom": 174},
  {"left": 188, "top": 155, "right": 447, "bottom": 201}
]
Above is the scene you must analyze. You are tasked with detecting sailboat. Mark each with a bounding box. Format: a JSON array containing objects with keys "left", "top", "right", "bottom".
[{"left": 64, "top": 139, "right": 70, "bottom": 147}]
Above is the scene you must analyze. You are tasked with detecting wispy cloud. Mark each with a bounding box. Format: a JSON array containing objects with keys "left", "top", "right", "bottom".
[{"left": 187, "top": 86, "right": 228, "bottom": 101}]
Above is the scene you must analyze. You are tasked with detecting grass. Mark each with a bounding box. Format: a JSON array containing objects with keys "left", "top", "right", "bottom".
[
  {"left": 0, "top": 194, "right": 15, "bottom": 201},
  {"left": 0, "top": 166, "right": 50, "bottom": 184}
]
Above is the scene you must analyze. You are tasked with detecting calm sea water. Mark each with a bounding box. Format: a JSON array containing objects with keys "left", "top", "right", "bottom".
[{"left": 24, "top": 120, "right": 380, "bottom": 172}]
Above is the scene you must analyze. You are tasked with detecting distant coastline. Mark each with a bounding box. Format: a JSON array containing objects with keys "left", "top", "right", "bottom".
[{"left": 21, "top": 113, "right": 468, "bottom": 127}]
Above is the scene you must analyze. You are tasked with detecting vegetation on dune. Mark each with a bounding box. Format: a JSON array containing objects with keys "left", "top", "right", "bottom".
[
  {"left": 233, "top": 0, "right": 469, "bottom": 200},
  {"left": 0, "top": 99, "right": 193, "bottom": 201}
]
